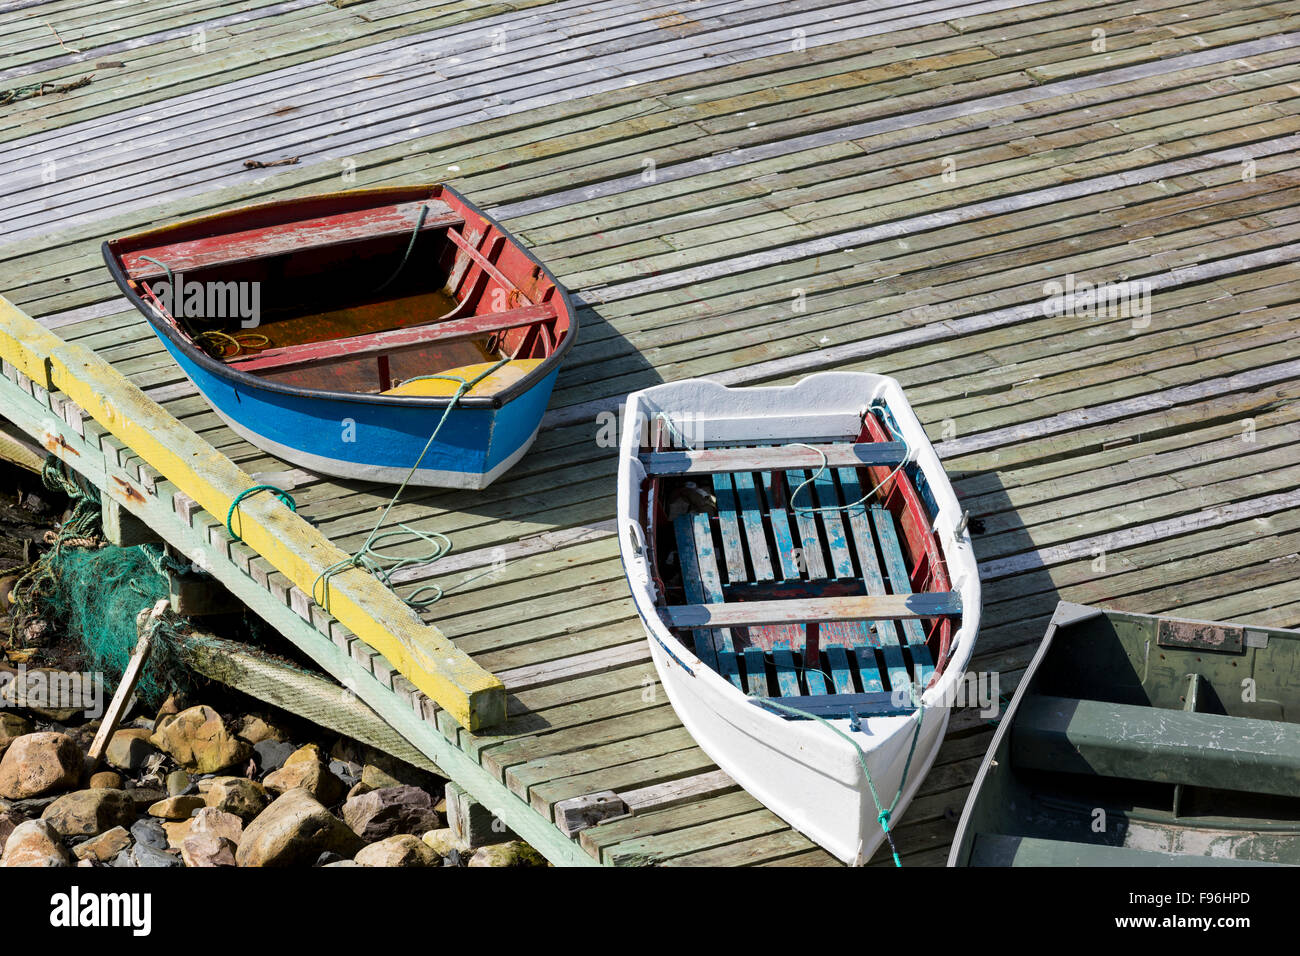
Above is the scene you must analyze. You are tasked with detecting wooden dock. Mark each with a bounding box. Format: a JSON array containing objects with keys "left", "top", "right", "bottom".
[{"left": 2, "top": 0, "right": 1298, "bottom": 866}]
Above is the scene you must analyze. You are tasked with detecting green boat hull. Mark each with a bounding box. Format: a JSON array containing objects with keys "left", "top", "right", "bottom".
[{"left": 949, "top": 602, "right": 1300, "bottom": 866}]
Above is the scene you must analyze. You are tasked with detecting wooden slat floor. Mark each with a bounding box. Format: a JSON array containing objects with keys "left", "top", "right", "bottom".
[{"left": 3, "top": 0, "right": 1299, "bottom": 865}]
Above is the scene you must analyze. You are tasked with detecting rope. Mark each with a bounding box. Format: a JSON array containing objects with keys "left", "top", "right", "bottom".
[
  {"left": 195, "top": 330, "right": 270, "bottom": 358},
  {"left": 8, "top": 458, "right": 104, "bottom": 646},
  {"left": 311, "top": 356, "right": 511, "bottom": 612},
  {"left": 226, "top": 484, "right": 297, "bottom": 543},
  {"left": 373, "top": 203, "right": 429, "bottom": 294},
  {"left": 753, "top": 685, "right": 925, "bottom": 867},
  {"left": 787, "top": 403, "right": 910, "bottom": 516}
]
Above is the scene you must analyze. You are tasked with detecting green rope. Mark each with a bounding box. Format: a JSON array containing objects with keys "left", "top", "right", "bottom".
[
  {"left": 137, "top": 254, "right": 173, "bottom": 285},
  {"left": 751, "top": 685, "right": 925, "bottom": 867},
  {"left": 226, "top": 484, "right": 297, "bottom": 543},
  {"left": 312, "top": 356, "right": 511, "bottom": 612},
  {"left": 373, "top": 203, "right": 429, "bottom": 294}
]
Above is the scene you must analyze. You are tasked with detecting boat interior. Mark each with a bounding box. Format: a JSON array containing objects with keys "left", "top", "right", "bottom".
[
  {"left": 958, "top": 608, "right": 1300, "bottom": 866},
  {"left": 110, "top": 188, "right": 570, "bottom": 400},
  {"left": 640, "top": 406, "right": 963, "bottom": 719}
]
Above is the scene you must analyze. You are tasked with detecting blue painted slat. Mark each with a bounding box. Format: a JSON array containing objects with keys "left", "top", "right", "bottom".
[
  {"left": 689, "top": 512, "right": 744, "bottom": 690},
  {"left": 731, "top": 471, "right": 774, "bottom": 581},
  {"left": 672, "top": 513, "right": 719, "bottom": 672},
  {"left": 757, "top": 470, "right": 808, "bottom": 652},
  {"left": 869, "top": 504, "right": 937, "bottom": 683},
  {"left": 882, "top": 646, "right": 912, "bottom": 693},
  {"left": 854, "top": 646, "right": 884, "bottom": 694},
  {"left": 711, "top": 472, "right": 748, "bottom": 586},
  {"left": 786, "top": 470, "right": 828, "bottom": 581},
  {"left": 812, "top": 468, "right": 877, "bottom": 653},
  {"left": 802, "top": 652, "right": 830, "bottom": 695},
  {"left": 835, "top": 469, "right": 896, "bottom": 650},
  {"left": 824, "top": 644, "right": 855, "bottom": 695},
  {"left": 832, "top": 468, "right": 898, "bottom": 697},
  {"left": 812, "top": 469, "right": 855, "bottom": 578},
  {"left": 743, "top": 646, "right": 768, "bottom": 697},
  {"left": 772, "top": 645, "right": 802, "bottom": 697},
  {"left": 761, "top": 471, "right": 802, "bottom": 581}
]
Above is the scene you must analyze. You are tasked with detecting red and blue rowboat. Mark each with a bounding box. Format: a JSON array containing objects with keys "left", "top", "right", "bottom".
[{"left": 103, "top": 185, "right": 576, "bottom": 489}]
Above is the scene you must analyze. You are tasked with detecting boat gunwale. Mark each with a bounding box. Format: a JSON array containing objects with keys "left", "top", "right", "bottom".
[{"left": 101, "top": 183, "right": 578, "bottom": 411}]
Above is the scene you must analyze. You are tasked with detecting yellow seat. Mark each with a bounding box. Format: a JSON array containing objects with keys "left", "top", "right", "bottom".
[{"left": 381, "top": 359, "right": 543, "bottom": 398}]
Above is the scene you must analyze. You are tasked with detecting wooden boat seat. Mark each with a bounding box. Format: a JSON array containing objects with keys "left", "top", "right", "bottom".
[
  {"left": 227, "top": 302, "right": 557, "bottom": 374},
  {"left": 750, "top": 690, "right": 916, "bottom": 720},
  {"left": 641, "top": 442, "right": 907, "bottom": 476},
  {"left": 1012, "top": 695, "right": 1300, "bottom": 798},
  {"left": 968, "top": 833, "right": 1279, "bottom": 867},
  {"left": 382, "top": 359, "right": 542, "bottom": 398},
  {"left": 660, "top": 593, "right": 962, "bottom": 629},
  {"left": 122, "top": 200, "right": 465, "bottom": 280}
]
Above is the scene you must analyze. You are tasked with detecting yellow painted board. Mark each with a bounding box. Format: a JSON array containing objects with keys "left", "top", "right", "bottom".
[{"left": 0, "top": 295, "right": 504, "bottom": 730}]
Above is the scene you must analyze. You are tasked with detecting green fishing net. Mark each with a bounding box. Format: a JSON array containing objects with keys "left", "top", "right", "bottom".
[{"left": 8, "top": 459, "right": 194, "bottom": 707}]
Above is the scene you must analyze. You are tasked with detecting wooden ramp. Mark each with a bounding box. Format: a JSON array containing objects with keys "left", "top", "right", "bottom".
[{"left": 2, "top": 0, "right": 1300, "bottom": 866}]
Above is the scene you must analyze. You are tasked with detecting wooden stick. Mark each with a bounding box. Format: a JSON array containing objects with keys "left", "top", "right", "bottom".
[{"left": 86, "top": 598, "right": 167, "bottom": 768}]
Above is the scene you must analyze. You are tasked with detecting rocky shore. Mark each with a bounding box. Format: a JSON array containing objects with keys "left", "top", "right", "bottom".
[
  {"left": 0, "top": 463, "right": 546, "bottom": 869},
  {"left": 0, "top": 697, "right": 547, "bottom": 868}
]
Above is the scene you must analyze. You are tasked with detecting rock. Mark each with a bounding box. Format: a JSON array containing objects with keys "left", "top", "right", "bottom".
[
  {"left": 154, "top": 694, "right": 181, "bottom": 725},
  {"left": 360, "top": 764, "right": 404, "bottom": 791},
  {"left": 105, "top": 728, "right": 157, "bottom": 772},
  {"left": 421, "top": 828, "right": 464, "bottom": 859},
  {"left": 324, "top": 859, "right": 360, "bottom": 867},
  {"left": 165, "top": 769, "right": 194, "bottom": 796},
  {"left": 342, "top": 786, "right": 440, "bottom": 842},
  {"left": 467, "top": 841, "right": 548, "bottom": 867},
  {"left": 3, "top": 793, "right": 61, "bottom": 815},
  {"left": 67, "top": 721, "right": 101, "bottom": 753},
  {"left": 130, "top": 817, "right": 167, "bottom": 849},
  {"left": 190, "top": 807, "right": 242, "bottom": 843},
  {"left": 235, "top": 789, "right": 363, "bottom": 867},
  {"left": 253, "top": 739, "right": 296, "bottom": 774},
  {"left": 88, "top": 771, "right": 122, "bottom": 789},
  {"left": 329, "top": 759, "right": 361, "bottom": 788},
  {"left": 150, "top": 705, "right": 250, "bottom": 773},
  {"left": 206, "top": 776, "right": 269, "bottom": 822},
  {"left": 0, "top": 713, "right": 33, "bottom": 742},
  {"left": 147, "top": 795, "right": 206, "bottom": 820},
  {"left": 354, "top": 834, "right": 439, "bottom": 867},
  {"left": 41, "top": 789, "right": 135, "bottom": 837},
  {"left": 125, "top": 786, "right": 166, "bottom": 812},
  {"left": 0, "top": 733, "right": 82, "bottom": 798},
  {"left": 180, "top": 832, "right": 237, "bottom": 867},
  {"left": 236, "top": 715, "right": 289, "bottom": 744},
  {"left": 162, "top": 819, "right": 193, "bottom": 850},
  {"left": 0, "top": 819, "right": 69, "bottom": 866},
  {"left": 263, "top": 744, "right": 344, "bottom": 805},
  {"left": 346, "top": 782, "right": 372, "bottom": 800},
  {"left": 0, "top": 810, "right": 24, "bottom": 853},
  {"left": 73, "top": 826, "right": 131, "bottom": 862},
  {"left": 113, "top": 843, "right": 181, "bottom": 868}
]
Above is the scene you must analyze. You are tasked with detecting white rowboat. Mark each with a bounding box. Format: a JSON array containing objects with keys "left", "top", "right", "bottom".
[{"left": 616, "top": 373, "right": 981, "bottom": 865}]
